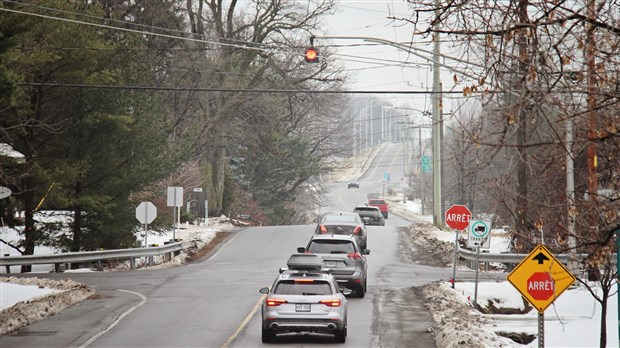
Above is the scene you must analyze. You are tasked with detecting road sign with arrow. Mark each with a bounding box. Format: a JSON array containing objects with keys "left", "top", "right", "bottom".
[{"left": 507, "top": 244, "right": 576, "bottom": 313}]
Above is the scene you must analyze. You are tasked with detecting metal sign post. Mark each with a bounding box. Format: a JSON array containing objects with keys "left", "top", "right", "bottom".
[
  {"left": 167, "top": 187, "right": 183, "bottom": 241},
  {"left": 136, "top": 202, "right": 157, "bottom": 247},
  {"left": 445, "top": 204, "right": 472, "bottom": 289}
]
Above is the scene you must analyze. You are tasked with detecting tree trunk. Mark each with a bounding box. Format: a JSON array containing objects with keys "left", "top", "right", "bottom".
[{"left": 20, "top": 177, "right": 36, "bottom": 273}]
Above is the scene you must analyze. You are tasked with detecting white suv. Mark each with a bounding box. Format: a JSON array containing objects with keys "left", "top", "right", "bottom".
[{"left": 260, "top": 254, "right": 348, "bottom": 343}]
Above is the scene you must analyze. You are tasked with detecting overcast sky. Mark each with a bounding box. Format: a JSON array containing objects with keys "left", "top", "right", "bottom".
[{"left": 324, "top": 1, "right": 471, "bottom": 125}]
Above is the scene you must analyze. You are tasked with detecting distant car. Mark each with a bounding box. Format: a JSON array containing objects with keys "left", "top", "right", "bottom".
[
  {"left": 260, "top": 254, "right": 348, "bottom": 343},
  {"left": 298, "top": 234, "right": 369, "bottom": 298},
  {"left": 353, "top": 206, "right": 385, "bottom": 226},
  {"left": 315, "top": 212, "right": 367, "bottom": 250},
  {"left": 367, "top": 198, "right": 388, "bottom": 219},
  {"left": 347, "top": 179, "right": 359, "bottom": 189}
]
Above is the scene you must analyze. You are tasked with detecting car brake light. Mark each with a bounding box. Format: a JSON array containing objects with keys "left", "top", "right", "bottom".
[
  {"left": 266, "top": 298, "right": 287, "bottom": 306},
  {"left": 347, "top": 252, "right": 361, "bottom": 260},
  {"left": 353, "top": 226, "right": 362, "bottom": 235},
  {"left": 319, "top": 299, "right": 341, "bottom": 307},
  {"left": 294, "top": 279, "right": 315, "bottom": 283},
  {"left": 319, "top": 224, "right": 328, "bottom": 233}
]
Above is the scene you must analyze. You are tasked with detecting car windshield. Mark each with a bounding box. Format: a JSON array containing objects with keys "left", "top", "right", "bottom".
[
  {"left": 308, "top": 240, "right": 356, "bottom": 254},
  {"left": 322, "top": 214, "right": 357, "bottom": 223},
  {"left": 274, "top": 280, "right": 332, "bottom": 295}
]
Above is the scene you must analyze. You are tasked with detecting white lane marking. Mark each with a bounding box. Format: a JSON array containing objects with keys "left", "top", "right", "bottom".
[
  {"left": 221, "top": 294, "right": 267, "bottom": 348},
  {"left": 80, "top": 289, "right": 148, "bottom": 348}
]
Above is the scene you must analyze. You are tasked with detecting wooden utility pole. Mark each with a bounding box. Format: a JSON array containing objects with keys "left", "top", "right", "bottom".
[{"left": 586, "top": 0, "right": 597, "bottom": 201}]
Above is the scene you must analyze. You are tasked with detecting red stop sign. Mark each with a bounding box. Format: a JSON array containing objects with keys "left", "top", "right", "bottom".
[
  {"left": 527, "top": 272, "right": 555, "bottom": 300},
  {"left": 445, "top": 204, "right": 472, "bottom": 230}
]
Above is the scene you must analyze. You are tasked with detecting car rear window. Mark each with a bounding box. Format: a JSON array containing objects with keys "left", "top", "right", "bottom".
[
  {"left": 322, "top": 214, "right": 357, "bottom": 223},
  {"left": 308, "top": 240, "right": 355, "bottom": 254},
  {"left": 274, "top": 280, "right": 332, "bottom": 295},
  {"left": 354, "top": 207, "right": 377, "bottom": 212},
  {"left": 369, "top": 199, "right": 386, "bottom": 204}
]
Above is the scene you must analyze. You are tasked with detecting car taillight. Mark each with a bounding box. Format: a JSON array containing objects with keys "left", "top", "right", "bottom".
[
  {"left": 319, "top": 299, "right": 341, "bottom": 307},
  {"left": 266, "top": 298, "right": 287, "bottom": 306},
  {"left": 294, "top": 279, "right": 315, "bottom": 283},
  {"left": 353, "top": 226, "right": 362, "bottom": 235},
  {"left": 347, "top": 252, "right": 362, "bottom": 260},
  {"left": 319, "top": 224, "right": 328, "bottom": 233}
]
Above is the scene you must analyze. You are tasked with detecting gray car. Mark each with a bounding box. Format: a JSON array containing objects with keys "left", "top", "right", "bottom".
[
  {"left": 297, "top": 234, "right": 369, "bottom": 298},
  {"left": 315, "top": 212, "right": 368, "bottom": 250},
  {"left": 260, "top": 254, "right": 348, "bottom": 343}
]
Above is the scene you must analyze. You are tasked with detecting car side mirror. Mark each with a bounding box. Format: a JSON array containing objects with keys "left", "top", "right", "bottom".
[
  {"left": 259, "top": 287, "right": 269, "bottom": 294},
  {"left": 362, "top": 249, "right": 370, "bottom": 255},
  {"left": 341, "top": 288, "right": 353, "bottom": 296},
  {"left": 297, "top": 247, "right": 306, "bottom": 253}
]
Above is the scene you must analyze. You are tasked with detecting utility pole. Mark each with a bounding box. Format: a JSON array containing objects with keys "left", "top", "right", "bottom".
[
  {"left": 432, "top": 0, "right": 443, "bottom": 226},
  {"left": 586, "top": 0, "right": 597, "bottom": 200}
]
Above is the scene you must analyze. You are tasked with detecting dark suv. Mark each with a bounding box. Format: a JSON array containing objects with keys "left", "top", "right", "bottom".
[
  {"left": 353, "top": 206, "right": 385, "bottom": 226},
  {"left": 298, "top": 234, "right": 369, "bottom": 298}
]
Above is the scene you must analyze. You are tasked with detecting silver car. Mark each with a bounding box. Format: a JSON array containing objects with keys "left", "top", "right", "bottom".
[
  {"left": 297, "top": 234, "right": 369, "bottom": 298},
  {"left": 260, "top": 254, "right": 348, "bottom": 343}
]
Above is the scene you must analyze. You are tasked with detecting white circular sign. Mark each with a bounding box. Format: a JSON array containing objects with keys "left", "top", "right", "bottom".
[{"left": 0, "top": 186, "right": 12, "bottom": 199}]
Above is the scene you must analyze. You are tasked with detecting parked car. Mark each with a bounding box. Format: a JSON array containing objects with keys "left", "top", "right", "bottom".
[
  {"left": 347, "top": 179, "right": 359, "bottom": 189},
  {"left": 315, "top": 212, "right": 367, "bottom": 250},
  {"left": 260, "top": 253, "right": 348, "bottom": 343},
  {"left": 353, "top": 206, "right": 385, "bottom": 226},
  {"left": 298, "top": 234, "right": 369, "bottom": 298},
  {"left": 367, "top": 198, "right": 388, "bottom": 219}
]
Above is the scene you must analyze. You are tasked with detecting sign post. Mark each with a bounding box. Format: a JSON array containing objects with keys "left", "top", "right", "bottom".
[
  {"left": 135, "top": 202, "right": 157, "bottom": 247},
  {"left": 445, "top": 204, "right": 472, "bottom": 289},
  {"left": 167, "top": 187, "right": 183, "bottom": 240},
  {"left": 467, "top": 220, "right": 492, "bottom": 308},
  {"left": 507, "top": 244, "right": 576, "bottom": 348}
]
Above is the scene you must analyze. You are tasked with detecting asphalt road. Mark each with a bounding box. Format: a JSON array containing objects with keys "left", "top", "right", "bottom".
[{"left": 1, "top": 143, "right": 498, "bottom": 347}]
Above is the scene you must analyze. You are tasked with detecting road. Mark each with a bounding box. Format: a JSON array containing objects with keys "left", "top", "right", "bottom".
[{"left": 1, "top": 143, "right": 501, "bottom": 347}]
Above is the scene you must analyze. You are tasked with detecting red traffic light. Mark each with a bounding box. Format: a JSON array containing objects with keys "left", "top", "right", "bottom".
[{"left": 305, "top": 47, "right": 319, "bottom": 62}]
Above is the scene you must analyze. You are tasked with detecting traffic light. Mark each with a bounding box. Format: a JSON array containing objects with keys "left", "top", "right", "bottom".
[{"left": 305, "top": 47, "right": 319, "bottom": 63}]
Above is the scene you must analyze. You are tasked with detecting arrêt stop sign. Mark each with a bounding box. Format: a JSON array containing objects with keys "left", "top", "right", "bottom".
[
  {"left": 528, "top": 272, "right": 555, "bottom": 301},
  {"left": 445, "top": 204, "right": 472, "bottom": 230}
]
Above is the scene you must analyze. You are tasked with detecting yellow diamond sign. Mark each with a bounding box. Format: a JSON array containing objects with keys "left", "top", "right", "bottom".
[{"left": 507, "top": 244, "right": 576, "bottom": 313}]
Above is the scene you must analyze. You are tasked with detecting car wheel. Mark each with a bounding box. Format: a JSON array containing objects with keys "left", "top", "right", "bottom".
[
  {"left": 262, "top": 328, "right": 275, "bottom": 343},
  {"left": 355, "top": 283, "right": 365, "bottom": 298},
  {"left": 335, "top": 327, "right": 347, "bottom": 343}
]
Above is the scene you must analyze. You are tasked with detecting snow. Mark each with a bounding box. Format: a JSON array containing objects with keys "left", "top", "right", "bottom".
[
  {"left": 0, "top": 283, "right": 63, "bottom": 310},
  {"left": 0, "top": 151, "right": 618, "bottom": 346}
]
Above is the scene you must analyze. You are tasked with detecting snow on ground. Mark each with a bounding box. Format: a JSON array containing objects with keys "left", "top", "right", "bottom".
[
  {"left": 385, "top": 191, "right": 618, "bottom": 347},
  {"left": 0, "top": 277, "right": 94, "bottom": 335},
  {"left": 1, "top": 146, "right": 618, "bottom": 347},
  {"left": 0, "top": 216, "right": 238, "bottom": 334}
]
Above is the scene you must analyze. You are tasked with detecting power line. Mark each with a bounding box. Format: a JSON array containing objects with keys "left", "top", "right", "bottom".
[{"left": 17, "top": 82, "right": 479, "bottom": 94}]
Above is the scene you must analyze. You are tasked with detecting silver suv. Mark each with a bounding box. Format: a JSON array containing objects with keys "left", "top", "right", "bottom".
[
  {"left": 297, "top": 234, "right": 369, "bottom": 298},
  {"left": 260, "top": 254, "right": 348, "bottom": 343}
]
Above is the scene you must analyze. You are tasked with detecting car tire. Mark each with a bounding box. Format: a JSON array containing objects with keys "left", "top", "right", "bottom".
[
  {"left": 262, "top": 328, "right": 275, "bottom": 343},
  {"left": 355, "top": 283, "right": 365, "bottom": 298},
  {"left": 335, "top": 327, "right": 347, "bottom": 343}
]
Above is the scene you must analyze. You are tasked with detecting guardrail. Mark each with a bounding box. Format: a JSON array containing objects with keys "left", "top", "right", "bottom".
[
  {"left": 0, "top": 241, "right": 186, "bottom": 273},
  {"left": 457, "top": 244, "right": 573, "bottom": 264}
]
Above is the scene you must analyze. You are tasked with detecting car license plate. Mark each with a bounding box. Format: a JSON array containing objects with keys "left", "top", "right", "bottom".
[
  {"left": 296, "top": 303, "right": 311, "bottom": 312},
  {"left": 324, "top": 261, "right": 338, "bottom": 268}
]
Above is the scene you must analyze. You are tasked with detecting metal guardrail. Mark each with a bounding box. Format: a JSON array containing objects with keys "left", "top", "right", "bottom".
[
  {"left": 457, "top": 244, "right": 576, "bottom": 264},
  {"left": 0, "top": 242, "right": 185, "bottom": 271}
]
